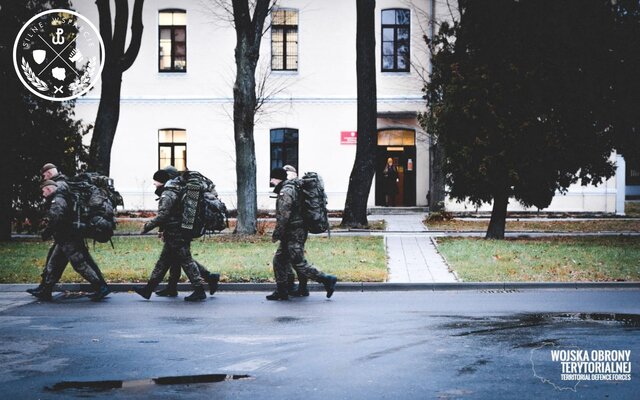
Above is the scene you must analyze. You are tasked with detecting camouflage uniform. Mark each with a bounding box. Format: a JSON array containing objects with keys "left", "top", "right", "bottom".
[
  {"left": 164, "top": 261, "right": 215, "bottom": 287},
  {"left": 272, "top": 180, "right": 332, "bottom": 286},
  {"left": 41, "top": 185, "right": 106, "bottom": 290},
  {"left": 141, "top": 181, "right": 205, "bottom": 290}
]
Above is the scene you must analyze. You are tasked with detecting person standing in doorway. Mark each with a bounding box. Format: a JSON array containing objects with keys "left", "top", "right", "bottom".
[{"left": 382, "top": 157, "right": 399, "bottom": 206}]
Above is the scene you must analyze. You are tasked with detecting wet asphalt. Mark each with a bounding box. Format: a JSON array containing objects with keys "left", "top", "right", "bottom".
[{"left": 0, "top": 289, "right": 638, "bottom": 399}]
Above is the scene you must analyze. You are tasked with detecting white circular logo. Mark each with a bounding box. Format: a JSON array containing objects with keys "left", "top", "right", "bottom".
[{"left": 12, "top": 9, "right": 105, "bottom": 101}]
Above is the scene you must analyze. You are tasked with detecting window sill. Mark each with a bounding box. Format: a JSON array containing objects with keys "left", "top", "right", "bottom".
[
  {"left": 271, "top": 70, "right": 299, "bottom": 75},
  {"left": 380, "top": 71, "right": 412, "bottom": 76},
  {"left": 158, "top": 71, "right": 188, "bottom": 76}
]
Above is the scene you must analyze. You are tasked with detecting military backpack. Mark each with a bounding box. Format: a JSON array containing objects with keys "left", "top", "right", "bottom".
[
  {"left": 67, "top": 172, "right": 123, "bottom": 243},
  {"left": 298, "top": 172, "right": 330, "bottom": 234},
  {"left": 174, "top": 171, "right": 229, "bottom": 238}
]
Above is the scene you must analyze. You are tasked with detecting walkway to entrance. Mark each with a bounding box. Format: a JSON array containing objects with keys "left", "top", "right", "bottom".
[{"left": 375, "top": 213, "right": 458, "bottom": 283}]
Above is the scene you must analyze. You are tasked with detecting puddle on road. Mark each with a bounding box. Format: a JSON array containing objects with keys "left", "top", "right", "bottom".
[
  {"left": 47, "top": 373, "right": 253, "bottom": 393},
  {"left": 273, "top": 316, "right": 304, "bottom": 324},
  {"left": 445, "top": 313, "right": 640, "bottom": 337}
]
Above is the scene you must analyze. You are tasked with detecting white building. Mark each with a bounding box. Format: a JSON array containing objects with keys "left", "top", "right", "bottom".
[{"left": 71, "top": 0, "right": 625, "bottom": 214}]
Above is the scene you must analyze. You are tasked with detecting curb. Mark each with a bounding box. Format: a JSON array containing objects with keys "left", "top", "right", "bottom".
[{"left": 3, "top": 282, "right": 640, "bottom": 293}]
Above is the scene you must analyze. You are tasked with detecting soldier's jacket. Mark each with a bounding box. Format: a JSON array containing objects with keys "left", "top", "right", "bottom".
[
  {"left": 145, "top": 181, "right": 183, "bottom": 232},
  {"left": 273, "top": 180, "right": 305, "bottom": 242},
  {"left": 44, "top": 185, "right": 77, "bottom": 241}
]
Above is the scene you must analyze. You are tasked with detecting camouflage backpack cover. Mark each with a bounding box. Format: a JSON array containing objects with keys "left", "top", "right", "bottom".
[
  {"left": 298, "top": 172, "right": 329, "bottom": 234},
  {"left": 174, "top": 171, "right": 228, "bottom": 238},
  {"left": 67, "top": 172, "right": 124, "bottom": 243}
]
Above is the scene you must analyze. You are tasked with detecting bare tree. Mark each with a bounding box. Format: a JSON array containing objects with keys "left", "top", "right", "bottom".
[
  {"left": 88, "top": 0, "right": 144, "bottom": 175},
  {"left": 228, "top": 0, "right": 274, "bottom": 234},
  {"left": 341, "top": 0, "right": 377, "bottom": 228}
]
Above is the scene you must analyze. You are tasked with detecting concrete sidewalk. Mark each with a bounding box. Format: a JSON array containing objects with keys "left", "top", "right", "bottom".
[{"left": 374, "top": 213, "right": 458, "bottom": 283}]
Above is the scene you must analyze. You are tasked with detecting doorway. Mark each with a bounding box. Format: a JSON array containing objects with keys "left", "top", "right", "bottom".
[{"left": 375, "top": 129, "right": 416, "bottom": 206}]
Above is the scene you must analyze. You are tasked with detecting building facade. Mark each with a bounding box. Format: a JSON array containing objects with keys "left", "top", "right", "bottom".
[{"left": 71, "top": 0, "right": 625, "bottom": 213}]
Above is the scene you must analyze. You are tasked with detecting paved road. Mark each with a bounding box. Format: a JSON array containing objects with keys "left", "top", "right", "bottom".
[{"left": 0, "top": 290, "right": 638, "bottom": 399}]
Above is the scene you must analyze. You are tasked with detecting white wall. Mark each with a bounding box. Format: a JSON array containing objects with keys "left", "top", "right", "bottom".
[
  {"left": 71, "top": 0, "right": 619, "bottom": 213},
  {"left": 73, "top": 0, "right": 431, "bottom": 210}
]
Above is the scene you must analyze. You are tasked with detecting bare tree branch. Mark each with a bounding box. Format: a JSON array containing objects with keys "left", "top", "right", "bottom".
[
  {"left": 95, "top": 0, "right": 113, "bottom": 56},
  {"left": 112, "top": 0, "right": 129, "bottom": 56},
  {"left": 121, "top": 0, "right": 145, "bottom": 71}
]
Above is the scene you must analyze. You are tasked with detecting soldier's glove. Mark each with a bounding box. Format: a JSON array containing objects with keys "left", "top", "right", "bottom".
[
  {"left": 41, "top": 228, "right": 52, "bottom": 241},
  {"left": 140, "top": 222, "right": 154, "bottom": 235},
  {"left": 73, "top": 222, "right": 87, "bottom": 233}
]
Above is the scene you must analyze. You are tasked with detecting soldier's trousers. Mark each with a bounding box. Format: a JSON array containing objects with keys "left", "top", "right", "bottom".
[
  {"left": 273, "top": 228, "right": 329, "bottom": 285},
  {"left": 166, "top": 261, "right": 211, "bottom": 285},
  {"left": 41, "top": 242, "right": 106, "bottom": 285},
  {"left": 43, "top": 239, "right": 104, "bottom": 287},
  {"left": 146, "top": 234, "right": 205, "bottom": 289}
]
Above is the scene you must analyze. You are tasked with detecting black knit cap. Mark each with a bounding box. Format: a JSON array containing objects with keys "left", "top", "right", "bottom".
[
  {"left": 152, "top": 169, "right": 171, "bottom": 184},
  {"left": 40, "top": 180, "right": 57, "bottom": 189},
  {"left": 270, "top": 167, "right": 287, "bottom": 181},
  {"left": 40, "top": 163, "right": 57, "bottom": 174}
]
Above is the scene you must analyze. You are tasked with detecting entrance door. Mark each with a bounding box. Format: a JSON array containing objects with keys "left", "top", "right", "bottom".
[{"left": 375, "top": 130, "right": 416, "bottom": 206}]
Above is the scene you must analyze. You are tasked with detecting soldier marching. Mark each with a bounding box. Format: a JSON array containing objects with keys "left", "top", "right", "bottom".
[{"left": 28, "top": 164, "right": 338, "bottom": 302}]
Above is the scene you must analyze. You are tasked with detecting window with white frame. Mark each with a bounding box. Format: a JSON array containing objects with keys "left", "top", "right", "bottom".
[
  {"left": 271, "top": 9, "right": 298, "bottom": 71},
  {"left": 159, "top": 10, "right": 187, "bottom": 72},
  {"left": 381, "top": 9, "right": 410, "bottom": 72},
  {"left": 270, "top": 128, "right": 298, "bottom": 183},
  {"left": 159, "top": 129, "right": 187, "bottom": 170}
]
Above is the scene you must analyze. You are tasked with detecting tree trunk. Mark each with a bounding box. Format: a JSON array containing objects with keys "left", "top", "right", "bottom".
[
  {"left": 89, "top": 74, "right": 122, "bottom": 175},
  {"left": 230, "top": 0, "right": 270, "bottom": 235},
  {"left": 0, "top": 190, "right": 11, "bottom": 241},
  {"left": 88, "top": 0, "right": 144, "bottom": 176},
  {"left": 341, "top": 0, "right": 377, "bottom": 228},
  {"left": 233, "top": 40, "right": 259, "bottom": 234},
  {"left": 486, "top": 192, "right": 509, "bottom": 239},
  {"left": 429, "top": 138, "right": 446, "bottom": 212}
]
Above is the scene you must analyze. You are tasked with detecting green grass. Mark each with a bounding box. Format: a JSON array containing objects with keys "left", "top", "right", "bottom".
[
  {"left": 626, "top": 201, "right": 640, "bottom": 217},
  {"left": 436, "top": 237, "right": 640, "bottom": 282},
  {"left": 114, "top": 219, "right": 386, "bottom": 234},
  {"left": 425, "top": 219, "right": 640, "bottom": 232},
  {"left": 0, "top": 235, "right": 386, "bottom": 283}
]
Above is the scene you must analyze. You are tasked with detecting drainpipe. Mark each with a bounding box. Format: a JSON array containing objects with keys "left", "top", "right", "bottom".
[
  {"left": 616, "top": 154, "right": 626, "bottom": 215},
  {"left": 427, "top": 0, "right": 436, "bottom": 208}
]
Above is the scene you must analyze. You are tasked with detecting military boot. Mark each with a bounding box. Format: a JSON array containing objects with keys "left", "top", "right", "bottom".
[
  {"left": 88, "top": 284, "right": 111, "bottom": 301},
  {"left": 207, "top": 273, "right": 220, "bottom": 295},
  {"left": 184, "top": 287, "right": 206, "bottom": 302},
  {"left": 322, "top": 275, "right": 338, "bottom": 298},
  {"left": 26, "top": 283, "right": 45, "bottom": 296},
  {"left": 34, "top": 285, "right": 53, "bottom": 301},
  {"left": 134, "top": 285, "right": 154, "bottom": 300},
  {"left": 266, "top": 283, "right": 289, "bottom": 301},
  {"left": 287, "top": 274, "right": 297, "bottom": 294},
  {"left": 290, "top": 277, "right": 309, "bottom": 297},
  {"left": 155, "top": 281, "right": 178, "bottom": 297}
]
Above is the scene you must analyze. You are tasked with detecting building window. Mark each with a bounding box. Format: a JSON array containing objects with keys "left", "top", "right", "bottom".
[
  {"left": 159, "top": 129, "right": 187, "bottom": 171},
  {"left": 159, "top": 10, "right": 187, "bottom": 72},
  {"left": 381, "top": 9, "right": 410, "bottom": 72},
  {"left": 271, "top": 9, "right": 298, "bottom": 71},
  {"left": 270, "top": 128, "right": 298, "bottom": 181}
]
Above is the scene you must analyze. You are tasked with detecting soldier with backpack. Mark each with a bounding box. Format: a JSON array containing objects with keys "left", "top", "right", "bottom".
[
  {"left": 135, "top": 168, "right": 209, "bottom": 301},
  {"left": 27, "top": 163, "right": 111, "bottom": 299},
  {"left": 267, "top": 168, "right": 338, "bottom": 301},
  {"left": 149, "top": 166, "right": 221, "bottom": 298},
  {"left": 33, "top": 180, "right": 111, "bottom": 301}
]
